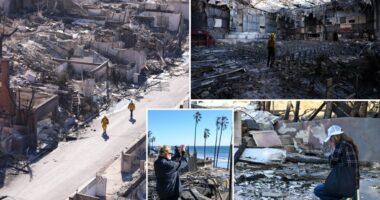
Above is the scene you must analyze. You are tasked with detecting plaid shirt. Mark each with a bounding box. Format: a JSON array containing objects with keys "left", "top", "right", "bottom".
[{"left": 329, "top": 140, "right": 360, "bottom": 188}]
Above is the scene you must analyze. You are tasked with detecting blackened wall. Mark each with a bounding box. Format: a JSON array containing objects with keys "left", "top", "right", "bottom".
[
  {"left": 191, "top": 0, "right": 230, "bottom": 39},
  {"left": 374, "top": 0, "right": 380, "bottom": 40}
]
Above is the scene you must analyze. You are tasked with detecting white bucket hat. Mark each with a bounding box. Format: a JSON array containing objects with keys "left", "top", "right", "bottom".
[{"left": 324, "top": 125, "right": 344, "bottom": 143}]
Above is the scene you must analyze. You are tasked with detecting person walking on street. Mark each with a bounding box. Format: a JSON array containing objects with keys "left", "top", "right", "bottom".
[
  {"left": 267, "top": 33, "right": 276, "bottom": 68},
  {"left": 101, "top": 115, "right": 109, "bottom": 133},
  {"left": 154, "top": 145, "right": 188, "bottom": 200},
  {"left": 314, "top": 125, "right": 360, "bottom": 200},
  {"left": 128, "top": 100, "right": 135, "bottom": 119}
]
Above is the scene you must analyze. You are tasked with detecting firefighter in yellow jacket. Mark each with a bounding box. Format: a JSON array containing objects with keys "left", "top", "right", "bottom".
[
  {"left": 101, "top": 115, "right": 109, "bottom": 133},
  {"left": 128, "top": 100, "right": 136, "bottom": 118},
  {"left": 267, "top": 33, "right": 276, "bottom": 68}
]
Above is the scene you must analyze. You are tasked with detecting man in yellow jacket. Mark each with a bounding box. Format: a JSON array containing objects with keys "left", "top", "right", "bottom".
[
  {"left": 101, "top": 115, "right": 109, "bottom": 133},
  {"left": 267, "top": 33, "right": 276, "bottom": 68},
  {"left": 128, "top": 100, "right": 135, "bottom": 119}
]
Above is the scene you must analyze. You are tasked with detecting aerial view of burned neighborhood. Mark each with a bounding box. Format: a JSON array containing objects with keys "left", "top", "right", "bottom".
[
  {"left": 191, "top": 0, "right": 380, "bottom": 99},
  {"left": 0, "top": 0, "right": 189, "bottom": 199},
  {"left": 147, "top": 109, "right": 233, "bottom": 200},
  {"left": 192, "top": 100, "right": 380, "bottom": 200}
]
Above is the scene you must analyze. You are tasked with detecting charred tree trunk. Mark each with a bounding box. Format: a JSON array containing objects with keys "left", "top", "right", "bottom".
[
  {"left": 308, "top": 102, "right": 326, "bottom": 121},
  {"left": 265, "top": 101, "right": 271, "bottom": 112},
  {"left": 324, "top": 101, "right": 333, "bottom": 119},
  {"left": 293, "top": 101, "right": 300, "bottom": 122},
  {"left": 284, "top": 101, "right": 292, "bottom": 120},
  {"left": 351, "top": 102, "right": 361, "bottom": 117},
  {"left": 359, "top": 102, "right": 368, "bottom": 117}
]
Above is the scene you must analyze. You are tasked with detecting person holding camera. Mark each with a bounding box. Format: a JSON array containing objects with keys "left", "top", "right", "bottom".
[{"left": 154, "top": 145, "right": 188, "bottom": 200}]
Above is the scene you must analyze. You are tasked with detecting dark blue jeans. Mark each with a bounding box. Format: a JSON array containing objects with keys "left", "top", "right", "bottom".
[
  {"left": 267, "top": 47, "right": 275, "bottom": 68},
  {"left": 314, "top": 184, "right": 341, "bottom": 200}
]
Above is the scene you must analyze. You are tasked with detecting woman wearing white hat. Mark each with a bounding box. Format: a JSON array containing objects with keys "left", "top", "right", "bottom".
[{"left": 314, "top": 125, "right": 360, "bottom": 200}]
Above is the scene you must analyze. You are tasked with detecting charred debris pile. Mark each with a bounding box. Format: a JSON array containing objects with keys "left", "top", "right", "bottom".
[
  {"left": 0, "top": 0, "right": 188, "bottom": 188},
  {"left": 233, "top": 101, "right": 380, "bottom": 199},
  {"left": 192, "top": 40, "right": 380, "bottom": 99}
]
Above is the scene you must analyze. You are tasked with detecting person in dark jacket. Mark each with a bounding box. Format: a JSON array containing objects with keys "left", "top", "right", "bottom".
[
  {"left": 154, "top": 145, "right": 188, "bottom": 200},
  {"left": 314, "top": 125, "right": 360, "bottom": 200}
]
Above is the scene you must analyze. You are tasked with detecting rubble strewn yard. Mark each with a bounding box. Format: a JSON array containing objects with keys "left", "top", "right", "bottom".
[
  {"left": 192, "top": 100, "right": 380, "bottom": 200},
  {"left": 192, "top": 41, "right": 380, "bottom": 99},
  {"left": 235, "top": 162, "right": 380, "bottom": 200}
]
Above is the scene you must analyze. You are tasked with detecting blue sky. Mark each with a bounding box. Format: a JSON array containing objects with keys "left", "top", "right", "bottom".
[{"left": 148, "top": 109, "right": 233, "bottom": 146}]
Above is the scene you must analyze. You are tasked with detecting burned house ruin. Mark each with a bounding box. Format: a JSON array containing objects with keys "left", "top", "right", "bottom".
[{"left": 0, "top": 0, "right": 189, "bottom": 193}]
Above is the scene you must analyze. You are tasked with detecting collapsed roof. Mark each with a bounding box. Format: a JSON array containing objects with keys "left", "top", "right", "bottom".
[
  {"left": 248, "top": 0, "right": 332, "bottom": 12},
  {"left": 248, "top": 0, "right": 374, "bottom": 13}
]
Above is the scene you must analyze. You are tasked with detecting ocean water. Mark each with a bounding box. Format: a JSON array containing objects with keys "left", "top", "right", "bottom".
[{"left": 187, "top": 146, "right": 231, "bottom": 169}]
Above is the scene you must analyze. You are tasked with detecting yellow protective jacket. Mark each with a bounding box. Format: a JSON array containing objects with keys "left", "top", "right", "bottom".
[
  {"left": 101, "top": 117, "right": 109, "bottom": 125},
  {"left": 128, "top": 102, "right": 135, "bottom": 111},
  {"left": 267, "top": 38, "right": 276, "bottom": 48}
]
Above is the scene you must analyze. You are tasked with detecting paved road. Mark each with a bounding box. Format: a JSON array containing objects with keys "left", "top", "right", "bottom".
[{"left": 0, "top": 74, "right": 189, "bottom": 200}]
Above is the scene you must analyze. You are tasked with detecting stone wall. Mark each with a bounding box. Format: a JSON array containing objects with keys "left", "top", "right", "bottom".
[{"left": 121, "top": 135, "right": 146, "bottom": 173}]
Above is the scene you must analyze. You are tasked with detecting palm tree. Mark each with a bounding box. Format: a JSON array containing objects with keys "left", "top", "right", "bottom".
[
  {"left": 216, "top": 116, "right": 229, "bottom": 168},
  {"left": 193, "top": 111, "right": 202, "bottom": 156},
  {"left": 213, "top": 117, "right": 221, "bottom": 167},
  {"left": 227, "top": 132, "right": 233, "bottom": 171},
  {"left": 203, "top": 128, "right": 210, "bottom": 161},
  {"left": 151, "top": 137, "right": 156, "bottom": 151},
  {"left": 148, "top": 130, "right": 152, "bottom": 154}
]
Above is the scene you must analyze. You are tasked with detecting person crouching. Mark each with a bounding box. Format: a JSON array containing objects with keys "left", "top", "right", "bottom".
[{"left": 314, "top": 125, "right": 360, "bottom": 200}]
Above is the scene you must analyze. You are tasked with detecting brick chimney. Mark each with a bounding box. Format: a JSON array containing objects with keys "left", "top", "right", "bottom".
[
  {"left": 0, "top": 59, "right": 15, "bottom": 115},
  {"left": 1, "top": 59, "right": 10, "bottom": 85}
]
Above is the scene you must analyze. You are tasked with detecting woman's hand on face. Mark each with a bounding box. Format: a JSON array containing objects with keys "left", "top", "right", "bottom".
[{"left": 329, "top": 140, "right": 335, "bottom": 149}]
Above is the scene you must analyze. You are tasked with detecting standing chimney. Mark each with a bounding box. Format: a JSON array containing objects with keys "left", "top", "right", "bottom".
[
  {"left": 1, "top": 59, "right": 10, "bottom": 85},
  {"left": 0, "top": 59, "right": 15, "bottom": 115}
]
